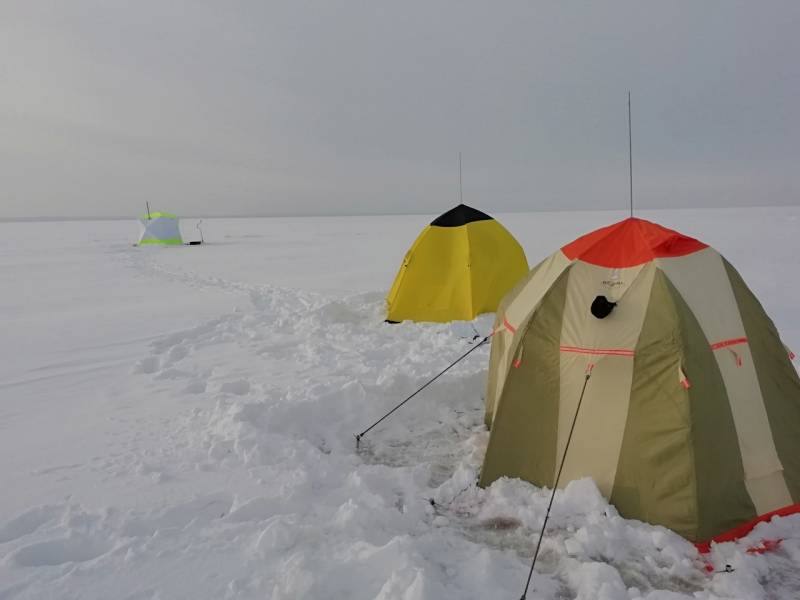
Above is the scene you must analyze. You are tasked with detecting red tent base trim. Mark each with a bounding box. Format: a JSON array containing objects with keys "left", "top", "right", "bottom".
[
  {"left": 695, "top": 503, "right": 800, "bottom": 554},
  {"left": 745, "top": 539, "right": 783, "bottom": 555}
]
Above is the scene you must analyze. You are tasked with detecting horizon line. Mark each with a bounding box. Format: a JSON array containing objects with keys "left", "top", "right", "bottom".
[{"left": 1, "top": 202, "right": 798, "bottom": 223}]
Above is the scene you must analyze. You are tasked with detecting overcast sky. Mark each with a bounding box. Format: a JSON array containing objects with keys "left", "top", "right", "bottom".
[{"left": 2, "top": 1, "right": 799, "bottom": 218}]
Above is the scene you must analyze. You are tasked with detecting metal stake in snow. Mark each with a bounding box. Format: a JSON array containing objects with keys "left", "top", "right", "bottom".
[
  {"left": 354, "top": 334, "right": 491, "bottom": 449},
  {"left": 519, "top": 364, "right": 594, "bottom": 600},
  {"left": 146, "top": 201, "right": 151, "bottom": 220}
]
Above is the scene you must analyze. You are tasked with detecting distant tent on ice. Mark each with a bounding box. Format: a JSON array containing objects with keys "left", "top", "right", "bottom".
[
  {"left": 137, "top": 211, "right": 183, "bottom": 246},
  {"left": 480, "top": 217, "right": 800, "bottom": 543},
  {"left": 386, "top": 204, "right": 528, "bottom": 323}
]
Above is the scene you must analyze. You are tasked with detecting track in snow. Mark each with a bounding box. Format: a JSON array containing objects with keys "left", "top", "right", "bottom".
[{"left": 3, "top": 247, "right": 800, "bottom": 599}]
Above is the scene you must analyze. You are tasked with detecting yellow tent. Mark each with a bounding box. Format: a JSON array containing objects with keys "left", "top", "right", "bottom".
[{"left": 386, "top": 204, "right": 528, "bottom": 323}]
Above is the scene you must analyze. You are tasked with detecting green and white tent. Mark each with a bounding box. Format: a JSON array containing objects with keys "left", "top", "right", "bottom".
[
  {"left": 480, "top": 217, "right": 800, "bottom": 543},
  {"left": 137, "top": 212, "right": 183, "bottom": 246}
]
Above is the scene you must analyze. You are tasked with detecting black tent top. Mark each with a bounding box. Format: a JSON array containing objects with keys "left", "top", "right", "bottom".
[{"left": 430, "top": 204, "right": 493, "bottom": 227}]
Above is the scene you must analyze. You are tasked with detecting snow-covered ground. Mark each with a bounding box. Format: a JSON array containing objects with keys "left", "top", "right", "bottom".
[{"left": 1, "top": 207, "right": 799, "bottom": 600}]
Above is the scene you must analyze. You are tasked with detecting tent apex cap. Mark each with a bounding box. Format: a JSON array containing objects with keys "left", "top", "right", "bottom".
[
  {"left": 430, "top": 204, "right": 493, "bottom": 227},
  {"left": 561, "top": 217, "right": 708, "bottom": 268}
]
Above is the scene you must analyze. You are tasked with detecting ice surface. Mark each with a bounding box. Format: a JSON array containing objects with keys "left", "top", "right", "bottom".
[{"left": 0, "top": 207, "right": 799, "bottom": 599}]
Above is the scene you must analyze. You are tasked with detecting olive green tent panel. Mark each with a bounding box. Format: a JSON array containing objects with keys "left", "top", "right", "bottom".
[
  {"left": 610, "top": 270, "right": 699, "bottom": 539},
  {"left": 724, "top": 259, "right": 800, "bottom": 503},
  {"left": 479, "top": 268, "right": 570, "bottom": 488},
  {"left": 484, "top": 258, "right": 546, "bottom": 426},
  {"left": 610, "top": 270, "right": 757, "bottom": 541},
  {"left": 484, "top": 251, "right": 572, "bottom": 425}
]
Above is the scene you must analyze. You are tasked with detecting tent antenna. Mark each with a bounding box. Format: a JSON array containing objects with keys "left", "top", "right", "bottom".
[
  {"left": 628, "top": 91, "right": 633, "bottom": 218},
  {"left": 146, "top": 201, "right": 151, "bottom": 220},
  {"left": 459, "top": 152, "right": 463, "bottom": 205}
]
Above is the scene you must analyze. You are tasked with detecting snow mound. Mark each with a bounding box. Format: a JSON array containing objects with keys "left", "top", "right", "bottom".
[{"left": 4, "top": 211, "right": 800, "bottom": 599}]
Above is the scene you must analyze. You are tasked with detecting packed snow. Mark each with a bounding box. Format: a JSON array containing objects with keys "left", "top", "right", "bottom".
[{"left": 1, "top": 207, "right": 799, "bottom": 600}]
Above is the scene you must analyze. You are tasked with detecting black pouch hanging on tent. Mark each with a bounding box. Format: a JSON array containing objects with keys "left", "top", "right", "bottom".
[{"left": 591, "top": 295, "right": 617, "bottom": 319}]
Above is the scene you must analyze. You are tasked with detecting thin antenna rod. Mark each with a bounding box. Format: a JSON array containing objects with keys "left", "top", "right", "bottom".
[
  {"left": 628, "top": 91, "right": 633, "bottom": 218},
  {"left": 146, "top": 201, "right": 151, "bottom": 220},
  {"left": 458, "top": 152, "right": 463, "bottom": 205}
]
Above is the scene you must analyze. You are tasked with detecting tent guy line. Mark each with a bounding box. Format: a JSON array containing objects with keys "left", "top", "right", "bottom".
[
  {"left": 520, "top": 363, "right": 595, "bottom": 600},
  {"left": 354, "top": 333, "right": 491, "bottom": 449}
]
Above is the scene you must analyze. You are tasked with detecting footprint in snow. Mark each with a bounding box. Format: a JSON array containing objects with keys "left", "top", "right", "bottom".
[
  {"left": 226, "top": 497, "right": 281, "bottom": 523},
  {"left": 184, "top": 379, "right": 207, "bottom": 394},
  {"left": 218, "top": 379, "right": 251, "bottom": 395},
  {"left": 120, "top": 493, "right": 233, "bottom": 537},
  {"left": 122, "top": 590, "right": 161, "bottom": 600},
  {"left": 0, "top": 505, "right": 61, "bottom": 544},
  {"left": 154, "top": 368, "right": 193, "bottom": 381},
  {"left": 163, "top": 344, "right": 188, "bottom": 366},
  {"left": 8, "top": 534, "right": 111, "bottom": 567},
  {"left": 252, "top": 515, "right": 298, "bottom": 557},
  {"left": 132, "top": 356, "right": 160, "bottom": 375}
]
